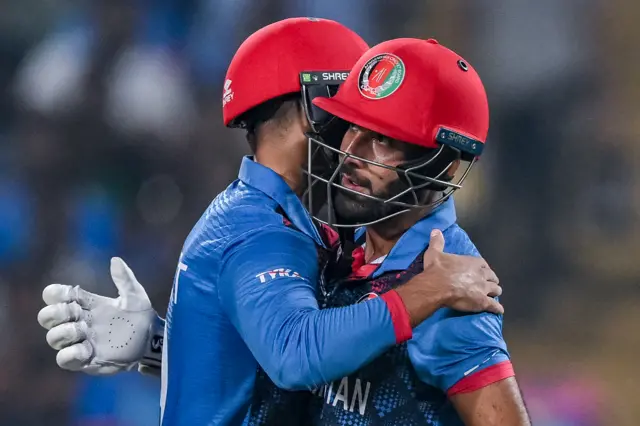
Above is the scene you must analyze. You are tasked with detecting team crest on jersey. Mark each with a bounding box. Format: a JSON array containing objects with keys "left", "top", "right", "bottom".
[
  {"left": 356, "top": 292, "right": 379, "bottom": 303},
  {"left": 358, "top": 53, "right": 405, "bottom": 100}
]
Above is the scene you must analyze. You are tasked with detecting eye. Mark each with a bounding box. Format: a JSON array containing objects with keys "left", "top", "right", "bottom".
[{"left": 373, "top": 135, "right": 392, "bottom": 146}]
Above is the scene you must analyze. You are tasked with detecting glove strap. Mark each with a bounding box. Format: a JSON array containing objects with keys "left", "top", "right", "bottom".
[{"left": 138, "top": 315, "right": 164, "bottom": 376}]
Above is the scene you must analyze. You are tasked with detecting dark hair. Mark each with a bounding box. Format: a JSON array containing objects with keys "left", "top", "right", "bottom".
[{"left": 235, "top": 93, "right": 302, "bottom": 152}]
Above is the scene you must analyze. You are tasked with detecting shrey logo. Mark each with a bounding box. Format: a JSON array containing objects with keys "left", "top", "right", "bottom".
[
  {"left": 358, "top": 53, "right": 405, "bottom": 99},
  {"left": 222, "top": 79, "right": 234, "bottom": 106}
]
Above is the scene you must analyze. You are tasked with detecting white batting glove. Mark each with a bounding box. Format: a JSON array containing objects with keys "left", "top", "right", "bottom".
[{"left": 37, "top": 257, "right": 162, "bottom": 375}]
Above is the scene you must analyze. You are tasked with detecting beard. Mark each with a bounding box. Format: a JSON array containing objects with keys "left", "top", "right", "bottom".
[{"left": 332, "top": 167, "right": 413, "bottom": 226}]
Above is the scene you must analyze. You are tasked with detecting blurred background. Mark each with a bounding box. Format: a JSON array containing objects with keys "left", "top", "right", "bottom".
[{"left": 0, "top": 0, "right": 638, "bottom": 425}]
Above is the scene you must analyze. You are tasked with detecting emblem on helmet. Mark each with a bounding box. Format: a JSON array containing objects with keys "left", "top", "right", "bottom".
[{"left": 358, "top": 53, "right": 405, "bottom": 100}]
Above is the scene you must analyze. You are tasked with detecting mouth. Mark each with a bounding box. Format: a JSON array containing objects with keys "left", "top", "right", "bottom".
[{"left": 341, "top": 173, "right": 367, "bottom": 193}]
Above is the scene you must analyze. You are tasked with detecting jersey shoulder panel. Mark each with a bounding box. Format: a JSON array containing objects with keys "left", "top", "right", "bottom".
[
  {"left": 183, "top": 180, "right": 285, "bottom": 257},
  {"left": 442, "top": 224, "right": 481, "bottom": 257}
]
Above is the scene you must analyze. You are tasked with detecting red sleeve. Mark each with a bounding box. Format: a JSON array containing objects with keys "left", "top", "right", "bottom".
[
  {"left": 447, "top": 360, "right": 515, "bottom": 396},
  {"left": 381, "top": 290, "right": 413, "bottom": 343}
]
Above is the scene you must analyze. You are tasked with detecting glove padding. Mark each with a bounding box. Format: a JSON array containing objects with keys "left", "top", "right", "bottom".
[{"left": 37, "top": 257, "right": 157, "bottom": 375}]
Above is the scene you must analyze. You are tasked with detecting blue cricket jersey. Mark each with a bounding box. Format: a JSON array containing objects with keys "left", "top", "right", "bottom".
[
  {"left": 160, "top": 157, "right": 410, "bottom": 426},
  {"left": 305, "top": 198, "right": 514, "bottom": 425}
]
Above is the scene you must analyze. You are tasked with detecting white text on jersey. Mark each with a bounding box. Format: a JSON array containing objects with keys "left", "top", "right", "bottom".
[
  {"left": 311, "top": 377, "right": 371, "bottom": 416},
  {"left": 255, "top": 268, "right": 301, "bottom": 283}
]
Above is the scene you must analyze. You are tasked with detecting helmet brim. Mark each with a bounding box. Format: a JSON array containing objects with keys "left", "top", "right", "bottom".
[{"left": 313, "top": 96, "right": 433, "bottom": 148}]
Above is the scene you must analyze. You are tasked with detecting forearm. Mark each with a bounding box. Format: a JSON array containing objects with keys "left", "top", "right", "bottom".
[
  {"left": 394, "top": 277, "right": 447, "bottom": 327},
  {"left": 260, "top": 295, "right": 407, "bottom": 390}
]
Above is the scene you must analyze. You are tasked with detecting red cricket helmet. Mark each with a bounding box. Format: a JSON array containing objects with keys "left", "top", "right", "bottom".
[
  {"left": 307, "top": 38, "right": 490, "bottom": 227},
  {"left": 314, "top": 38, "right": 489, "bottom": 154},
  {"left": 222, "top": 17, "right": 369, "bottom": 128}
]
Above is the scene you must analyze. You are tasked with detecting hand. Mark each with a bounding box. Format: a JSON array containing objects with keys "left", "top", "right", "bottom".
[
  {"left": 396, "top": 229, "right": 503, "bottom": 327},
  {"left": 37, "top": 257, "right": 158, "bottom": 375},
  {"left": 422, "top": 229, "right": 503, "bottom": 314}
]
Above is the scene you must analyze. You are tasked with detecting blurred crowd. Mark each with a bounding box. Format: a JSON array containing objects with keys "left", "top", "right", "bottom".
[{"left": 0, "top": 0, "right": 639, "bottom": 425}]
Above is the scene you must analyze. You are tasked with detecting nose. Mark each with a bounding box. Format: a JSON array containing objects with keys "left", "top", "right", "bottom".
[{"left": 341, "top": 126, "right": 370, "bottom": 167}]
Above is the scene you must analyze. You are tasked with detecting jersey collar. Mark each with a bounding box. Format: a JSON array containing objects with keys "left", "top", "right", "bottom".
[
  {"left": 354, "top": 197, "right": 458, "bottom": 278},
  {"left": 238, "top": 156, "right": 325, "bottom": 248}
]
